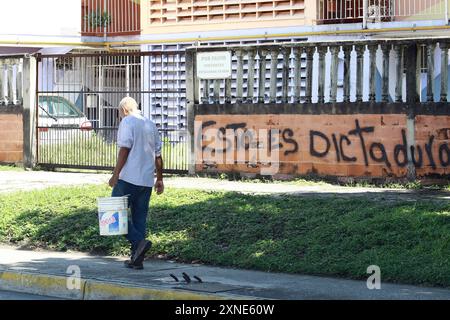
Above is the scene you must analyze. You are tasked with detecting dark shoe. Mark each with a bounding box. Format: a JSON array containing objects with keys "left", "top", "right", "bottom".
[
  {"left": 132, "top": 262, "right": 144, "bottom": 270},
  {"left": 124, "top": 259, "right": 144, "bottom": 270},
  {"left": 132, "top": 240, "right": 152, "bottom": 265},
  {"left": 124, "top": 259, "right": 134, "bottom": 268}
]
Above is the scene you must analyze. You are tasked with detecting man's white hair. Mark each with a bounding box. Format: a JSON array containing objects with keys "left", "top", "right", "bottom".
[{"left": 119, "top": 96, "right": 139, "bottom": 114}]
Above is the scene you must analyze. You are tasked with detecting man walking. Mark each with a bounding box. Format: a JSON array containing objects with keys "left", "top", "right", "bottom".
[{"left": 109, "top": 97, "right": 164, "bottom": 270}]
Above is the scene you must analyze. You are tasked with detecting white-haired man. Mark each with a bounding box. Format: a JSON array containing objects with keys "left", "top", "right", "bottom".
[{"left": 109, "top": 97, "right": 164, "bottom": 270}]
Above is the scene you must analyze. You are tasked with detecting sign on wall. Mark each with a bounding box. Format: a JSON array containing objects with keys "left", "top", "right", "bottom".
[{"left": 196, "top": 51, "right": 232, "bottom": 79}]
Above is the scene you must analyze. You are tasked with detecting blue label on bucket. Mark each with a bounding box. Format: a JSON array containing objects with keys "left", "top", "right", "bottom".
[
  {"left": 109, "top": 212, "right": 120, "bottom": 233},
  {"left": 100, "top": 211, "right": 120, "bottom": 233}
]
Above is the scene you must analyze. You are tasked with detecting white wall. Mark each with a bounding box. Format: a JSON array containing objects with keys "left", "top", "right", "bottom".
[{"left": 0, "top": 0, "right": 81, "bottom": 36}]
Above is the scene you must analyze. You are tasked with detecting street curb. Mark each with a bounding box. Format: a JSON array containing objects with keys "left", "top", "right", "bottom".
[
  {"left": 0, "top": 271, "right": 84, "bottom": 299},
  {"left": 0, "top": 270, "right": 257, "bottom": 300}
]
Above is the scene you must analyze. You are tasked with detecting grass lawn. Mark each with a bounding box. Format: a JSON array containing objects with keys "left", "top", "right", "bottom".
[
  {"left": 1, "top": 185, "right": 450, "bottom": 287},
  {"left": 0, "top": 165, "right": 22, "bottom": 171}
]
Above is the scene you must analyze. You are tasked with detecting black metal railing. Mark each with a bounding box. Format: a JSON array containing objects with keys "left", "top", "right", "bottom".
[{"left": 36, "top": 51, "right": 188, "bottom": 173}]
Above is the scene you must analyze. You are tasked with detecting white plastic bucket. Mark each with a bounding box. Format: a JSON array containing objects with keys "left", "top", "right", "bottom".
[{"left": 97, "top": 196, "right": 128, "bottom": 236}]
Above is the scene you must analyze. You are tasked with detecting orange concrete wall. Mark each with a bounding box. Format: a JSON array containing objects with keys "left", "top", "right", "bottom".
[
  {"left": 0, "top": 113, "right": 23, "bottom": 164},
  {"left": 415, "top": 115, "right": 450, "bottom": 177},
  {"left": 195, "top": 114, "right": 450, "bottom": 178}
]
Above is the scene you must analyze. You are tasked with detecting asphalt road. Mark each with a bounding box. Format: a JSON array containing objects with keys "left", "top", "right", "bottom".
[{"left": 0, "top": 290, "right": 61, "bottom": 300}]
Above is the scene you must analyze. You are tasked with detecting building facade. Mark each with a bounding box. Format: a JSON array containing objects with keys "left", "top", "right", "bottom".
[
  {"left": 1, "top": 1, "right": 450, "bottom": 175},
  {"left": 3, "top": 1, "right": 450, "bottom": 130}
]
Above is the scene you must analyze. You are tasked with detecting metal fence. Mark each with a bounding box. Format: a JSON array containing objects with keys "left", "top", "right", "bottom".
[
  {"left": 82, "top": 0, "right": 141, "bottom": 36},
  {"left": 36, "top": 51, "right": 187, "bottom": 173},
  {"left": 318, "top": 0, "right": 449, "bottom": 23}
]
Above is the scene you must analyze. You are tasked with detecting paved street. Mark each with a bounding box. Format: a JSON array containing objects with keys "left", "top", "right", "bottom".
[{"left": 1, "top": 245, "right": 450, "bottom": 300}]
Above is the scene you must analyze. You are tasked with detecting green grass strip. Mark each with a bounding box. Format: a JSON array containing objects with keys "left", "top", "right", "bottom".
[{"left": 1, "top": 185, "right": 450, "bottom": 287}]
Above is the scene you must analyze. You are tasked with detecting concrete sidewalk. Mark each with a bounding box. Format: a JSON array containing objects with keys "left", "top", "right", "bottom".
[
  {"left": 1, "top": 170, "right": 450, "bottom": 202},
  {"left": 1, "top": 245, "right": 450, "bottom": 300},
  {"left": 164, "top": 177, "right": 450, "bottom": 202},
  {"left": 0, "top": 170, "right": 109, "bottom": 193}
]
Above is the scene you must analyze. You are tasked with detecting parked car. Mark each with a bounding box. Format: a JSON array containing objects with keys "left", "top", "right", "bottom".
[{"left": 38, "top": 95, "right": 93, "bottom": 144}]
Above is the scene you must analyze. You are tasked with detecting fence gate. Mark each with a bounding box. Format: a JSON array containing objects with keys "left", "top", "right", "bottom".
[{"left": 36, "top": 51, "right": 187, "bottom": 173}]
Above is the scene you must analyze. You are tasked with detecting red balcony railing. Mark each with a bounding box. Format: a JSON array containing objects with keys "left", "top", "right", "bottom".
[
  {"left": 318, "top": 0, "right": 364, "bottom": 24},
  {"left": 317, "top": 0, "right": 449, "bottom": 25},
  {"left": 81, "top": 0, "right": 140, "bottom": 36}
]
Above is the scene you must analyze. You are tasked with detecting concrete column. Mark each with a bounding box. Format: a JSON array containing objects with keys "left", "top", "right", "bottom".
[
  {"left": 305, "top": 47, "right": 314, "bottom": 103},
  {"left": 293, "top": 47, "right": 302, "bottom": 103},
  {"left": 246, "top": 50, "right": 256, "bottom": 103},
  {"left": 406, "top": 116, "right": 416, "bottom": 181},
  {"left": 368, "top": 45, "right": 377, "bottom": 102},
  {"left": 395, "top": 45, "right": 403, "bottom": 102},
  {"left": 22, "top": 55, "right": 37, "bottom": 169},
  {"left": 225, "top": 77, "right": 231, "bottom": 104},
  {"left": 269, "top": 49, "right": 279, "bottom": 103},
  {"left": 317, "top": 46, "right": 327, "bottom": 104},
  {"left": 356, "top": 45, "right": 365, "bottom": 102},
  {"left": 201, "top": 80, "right": 209, "bottom": 104},
  {"left": 427, "top": 43, "right": 435, "bottom": 102},
  {"left": 343, "top": 46, "right": 351, "bottom": 103},
  {"left": 329, "top": 46, "right": 340, "bottom": 103},
  {"left": 213, "top": 80, "right": 220, "bottom": 104},
  {"left": 258, "top": 49, "right": 267, "bottom": 103},
  {"left": 406, "top": 44, "right": 419, "bottom": 104},
  {"left": 416, "top": 45, "right": 422, "bottom": 100},
  {"left": 382, "top": 44, "right": 390, "bottom": 102},
  {"left": 235, "top": 50, "right": 244, "bottom": 103},
  {"left": 185, "top": 49, "right": 197, "bottom": 175},
  {"left": 405, "top": 43, "right": 419, "bottom": 181},
  {"left": 281, "top": 48, "right": 290, "bottom": 104},
  {"left": 440, "top": 42, "right": 448, "bottom": 102}
]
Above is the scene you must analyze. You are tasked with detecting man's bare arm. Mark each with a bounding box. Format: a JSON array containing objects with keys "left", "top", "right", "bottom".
[
  {"left": 155, "top": 156, "right": 163, "bottom": 181},
  {"left": 155, "top": 155, "right": 164, "bottom": 194},
  {"left": 109, "top": 147, "right": 130, "bottom": 187}
]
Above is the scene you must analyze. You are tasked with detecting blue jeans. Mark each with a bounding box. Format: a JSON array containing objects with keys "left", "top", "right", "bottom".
[{"left": 111, "top": 179, "right": 152, "bottom": 256}]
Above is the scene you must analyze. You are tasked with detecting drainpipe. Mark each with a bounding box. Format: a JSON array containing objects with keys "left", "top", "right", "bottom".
[{"left": 363, "top": 0, "right": 368, "bottom": 29}]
